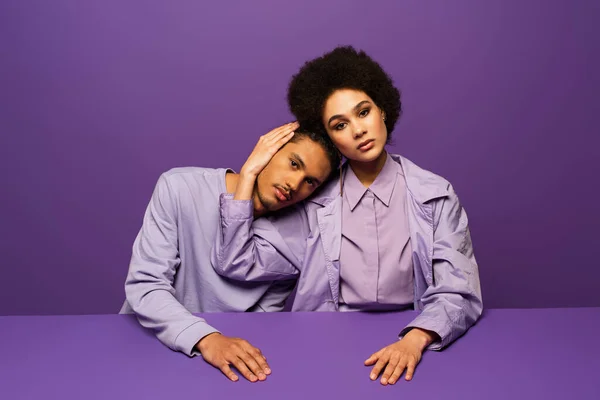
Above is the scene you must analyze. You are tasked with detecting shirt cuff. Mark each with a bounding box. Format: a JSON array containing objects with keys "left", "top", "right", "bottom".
[
  {"left": 219, "top": 193, "right": 253, "bottom": 220},
  {"left": 174, "top": 320, "right": 221, "bottom": 357}
]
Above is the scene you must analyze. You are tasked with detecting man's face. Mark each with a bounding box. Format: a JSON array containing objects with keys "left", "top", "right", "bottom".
[{"left": 255, "top": 137, "right": 332, "bottom": 212}]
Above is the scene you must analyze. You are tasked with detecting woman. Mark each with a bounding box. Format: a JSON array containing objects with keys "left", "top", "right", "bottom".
[{"left": 211, "top": 46, "right": 483, "bottom": 385}]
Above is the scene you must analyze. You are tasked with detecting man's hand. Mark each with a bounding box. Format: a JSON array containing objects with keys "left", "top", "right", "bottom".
[
  {"left": 234, "top": 122, "right": 299, "bottom": 201},
  {"left": 239, "top": 121, "right": 299, "bottom": 178},
  {"left": 197, "top": 333, "right": 271, "bottom": 382},
  {"left": 364, "top": 328, "right": 439, "bottom": 385}
]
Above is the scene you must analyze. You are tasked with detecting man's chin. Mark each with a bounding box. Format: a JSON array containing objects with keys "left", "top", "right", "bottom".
[
  {"left": 263, "top": 201, "right": 282, "bottom": 212},
  {"left": 256, "top": 194, "right": 279, "bottom": 213}
]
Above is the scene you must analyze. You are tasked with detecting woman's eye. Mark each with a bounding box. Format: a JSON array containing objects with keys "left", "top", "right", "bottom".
[
  {"left": 306, "top": 178, "right": 314, "bottom": 186},
  {"left": 334, "top": 123, "right": 347, "bottom": 131},
  {"left": 291, "top": 160, "right": 298, "bottom": 168},
  {"left": 359, "top": 108, "right": 370, "bottom": 117}
]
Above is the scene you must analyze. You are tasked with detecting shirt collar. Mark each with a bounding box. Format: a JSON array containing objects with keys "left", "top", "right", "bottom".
[{"left": 343, "top": 152, "right": 401, "bottom": 211}]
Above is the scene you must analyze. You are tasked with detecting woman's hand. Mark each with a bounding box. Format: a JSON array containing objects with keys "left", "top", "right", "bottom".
[{"left": 364, "top": 328, "right": 439, "bottom": 385}]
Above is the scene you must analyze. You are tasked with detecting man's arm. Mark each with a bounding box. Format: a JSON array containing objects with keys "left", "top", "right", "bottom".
[
  {"left": 211, "top": 123, "right": 304, "bottom": 282},
  {"left": 124, "top": 173, "right": 218, "bottom": 356},
  {"left": 125, "top": 174, "right": 271, "bottom": 383},
  {"left": 211, "top": 193, "right": 304, "bottom": 281}
]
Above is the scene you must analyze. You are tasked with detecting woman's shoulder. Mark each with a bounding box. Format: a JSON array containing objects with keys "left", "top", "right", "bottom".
[{"left": 390, "top": 154, "right": 453, "bottom": 202}]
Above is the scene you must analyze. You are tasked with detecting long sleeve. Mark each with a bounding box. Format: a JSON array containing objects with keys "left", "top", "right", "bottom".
[
  {"left": 124, "top": 174, "right": 218, "bottom": 356},
  {"left": 399, "top": 185, "right": 483, "bottom": 350},
  {"left": 210, "top": 193, "right": 303, "bottom": 282}
]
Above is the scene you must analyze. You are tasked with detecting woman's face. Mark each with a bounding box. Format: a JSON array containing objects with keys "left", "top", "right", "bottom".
[{"left": 322, "top": 89, "right": 387, "bottom": 163}]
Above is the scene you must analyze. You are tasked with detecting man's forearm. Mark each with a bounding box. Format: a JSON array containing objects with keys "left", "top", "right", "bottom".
[{"left": 233, "top": 172, "right": 257, "bottom": 201}]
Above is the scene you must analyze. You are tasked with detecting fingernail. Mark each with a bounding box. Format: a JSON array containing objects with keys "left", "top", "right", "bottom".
[
  {"left": 382, "top": 378, "right": 387, "bottom": 385},
  {"left": 265, "top": 368, "right": 271, "bottom": 374},
  {"left": 370, "top": 374, "right": 376, "bottom": 380}
]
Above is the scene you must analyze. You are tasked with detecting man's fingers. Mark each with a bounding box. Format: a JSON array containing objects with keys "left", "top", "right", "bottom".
[
  {"left": 248, "top": 347, "right": 271, "bottom": 375},
  {"left": 388, "top": 363, "right": 405, "bottom": 385},
  {"left": 231, "top": 357, "right": 258, "bottom": 382},
  {"left": 364, "top": 349, "right": 382, "bottom": 365},
  {"left": 369, "top": 353, "right": 389, "bottom": 381},
  {"left": 274, "top": 131, "right": 295, "bottom": 148},
  {"left": 261, "top": 129, "right": 294, "bottom": 158},
  {"left": 219, "top": 363, "right": 239, "bottom": 382},
  {"left": 404, "top": 358, "right": 417, "bottom": 381},
  {"left": 391, "top": 357, "right": 408, "bottom": 384},
  {"left": 267, "top": 126, "right": 296, "bottom": 146},
  {"left": 240, "top": 342, "right": 270, "bottom": 375},
  {"left": 257, "top": 356, "right": 271, "bottom": 375},
  {"left": 265, "top": 122, "right": 298, "bottom": 140},
  {"left": 380, "top": 354, "right": 401, "bottom": 385},
  {"left": 238, "top": 351, "right": 266, "bottom": 381}
]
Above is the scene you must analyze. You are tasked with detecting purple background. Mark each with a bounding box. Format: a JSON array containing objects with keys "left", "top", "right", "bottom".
[{"left": 0, "top": 0, "right": 598, "bottom": 315}]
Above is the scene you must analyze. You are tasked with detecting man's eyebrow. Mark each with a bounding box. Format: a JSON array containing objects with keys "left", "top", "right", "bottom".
[
  {"left": 327, "top": 100, "right": 372, "bottom": 125},
  {"left": 291, "top": 152, "right": 306, "bottom": 169}
]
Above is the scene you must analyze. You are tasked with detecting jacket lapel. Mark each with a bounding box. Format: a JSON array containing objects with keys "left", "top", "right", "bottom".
[{"left": 316, "top": 195, "right": 342, "bottom": 305}]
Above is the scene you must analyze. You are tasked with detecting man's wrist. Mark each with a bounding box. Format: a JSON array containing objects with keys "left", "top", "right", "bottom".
[
  {"left": 196, "top": 332, "right": 221, "bottom": 353},
  {"left": 234, "top": 171, "right": 258, "bottom": 201},
  {"left": 405, "top": 328, "right": 439, "bottom": 351},
  {"left": 239, "top": 168, "right": 259, "bottom": 181}
]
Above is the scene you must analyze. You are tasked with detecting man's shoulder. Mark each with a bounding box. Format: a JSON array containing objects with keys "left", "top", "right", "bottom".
[
  {"left": 161, "top": 166, "right": 225, "bottom": 180},
  {"left": 152, "top": 167, "right": 231, "bottom": 206},
  {"left": 159, "top": 167, "right": 228, "bottom": 188}
]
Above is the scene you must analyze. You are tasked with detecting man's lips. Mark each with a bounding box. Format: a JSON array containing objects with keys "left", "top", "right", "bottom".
[{"left": 275, "top": 186, "right": 290, "bottom": 201}]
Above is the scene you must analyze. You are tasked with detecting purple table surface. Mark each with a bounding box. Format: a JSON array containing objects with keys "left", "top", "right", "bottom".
[{"left": 1, "top": 308, "right": 599, "bottom": 399}]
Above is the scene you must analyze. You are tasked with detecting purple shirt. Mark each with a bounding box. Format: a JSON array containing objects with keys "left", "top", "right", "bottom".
[
  {"left": 119, "top": 168, "right": 297, "bottom": 357},
  {"left": 339, "top": 153, "right": 414, "bottom": 310}
]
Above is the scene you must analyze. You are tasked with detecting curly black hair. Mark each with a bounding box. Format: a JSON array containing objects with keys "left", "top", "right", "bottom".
[
  {"left": 291, "top": 126, "right": 341, "bottom": 175},
  {"left": 287, "top": 46, "right": 402, "bottom": 143}
]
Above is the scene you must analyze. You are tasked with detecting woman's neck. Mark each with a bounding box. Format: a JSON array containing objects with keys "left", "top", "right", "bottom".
[{"left": 348, "top": 150, "right": 388, "bottom": 188}]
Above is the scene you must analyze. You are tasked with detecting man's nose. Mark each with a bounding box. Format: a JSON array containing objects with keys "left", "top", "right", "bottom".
[{"left": 286, "top": 174, "right": 303, "bottom": 192}]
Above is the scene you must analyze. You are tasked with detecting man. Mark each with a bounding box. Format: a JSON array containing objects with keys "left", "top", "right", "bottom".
[{"left": 120, "top": 122, "right": 339, "bottom": 382}]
